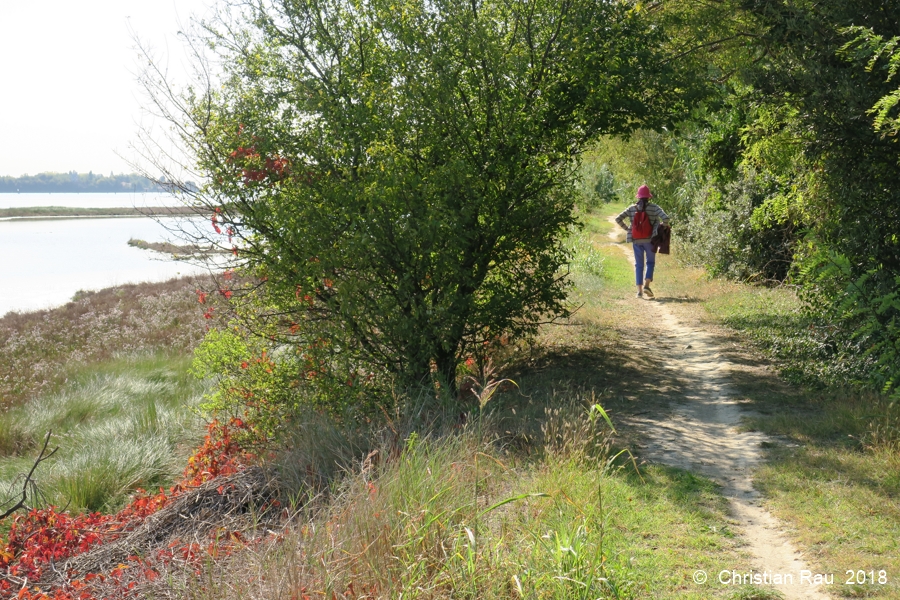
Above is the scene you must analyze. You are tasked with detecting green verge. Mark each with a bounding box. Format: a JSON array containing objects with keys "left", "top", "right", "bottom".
[
  {"left": 689, "top": 274, "right": 900, "bottom": 599},
  {"left": 160, "top": 411, "right": 747, "bottom": 599}
]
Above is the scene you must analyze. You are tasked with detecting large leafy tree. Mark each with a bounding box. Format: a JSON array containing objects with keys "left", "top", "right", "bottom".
[
  {"left": 720, "top": 0, "right": 900, "bottom": 392},
  {"left": 657, "top": 0, "right": 900, "bottom": 391},
  {"left": 149, "top": 0, "right": 702, "bottom": 399}
]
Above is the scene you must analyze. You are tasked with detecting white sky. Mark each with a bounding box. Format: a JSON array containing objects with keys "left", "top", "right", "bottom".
[{"left": 0, "top": 0, "right": 214, "bottom": 177}]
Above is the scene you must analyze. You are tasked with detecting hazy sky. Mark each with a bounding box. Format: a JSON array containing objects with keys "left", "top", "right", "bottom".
[{"left": 0, "top": 0, "right": 214, "bottom": 177}]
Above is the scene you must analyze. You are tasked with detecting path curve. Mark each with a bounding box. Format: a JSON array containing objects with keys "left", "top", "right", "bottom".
[{"left": 608, "top": 221, "right": 829, "bottom": 600}]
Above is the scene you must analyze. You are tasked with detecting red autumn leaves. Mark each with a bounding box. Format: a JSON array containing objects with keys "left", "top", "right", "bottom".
[
  {"left": 229, "top": 146, "right": 288, "bottom": 184},
  {"left": 196, "top": 269, "right": 236, "bottom": 322},
  {"left": 210, "top": 209, "right": 239, "bottom": 258},
  {"left": 226, "top": 140, "right": 290, "bottom": 187},
  {"left": 0, "top": 419, "right": 255, "bottom": 599}
]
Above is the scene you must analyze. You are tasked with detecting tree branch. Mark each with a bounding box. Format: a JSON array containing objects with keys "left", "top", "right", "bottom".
[{"left": 0, "top": 431, "right": 58, "bottom": 521}]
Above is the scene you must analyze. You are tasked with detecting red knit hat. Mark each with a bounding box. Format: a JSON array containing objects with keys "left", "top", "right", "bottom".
[{"left": 636, "top": 185, "right": 653, "bottom": 199}]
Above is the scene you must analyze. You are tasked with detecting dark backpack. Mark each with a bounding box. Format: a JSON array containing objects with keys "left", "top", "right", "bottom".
[{"left": 631, "top": 209, "right": 653, "bottom": 239}]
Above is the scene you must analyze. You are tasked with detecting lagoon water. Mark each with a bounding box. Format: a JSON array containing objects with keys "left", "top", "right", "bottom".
[
  {"left": 0, "top": 192, "right": 183, "bottom": 210},
  {"left": 0, "top": 214, "right": 211, "bottom": 317}
]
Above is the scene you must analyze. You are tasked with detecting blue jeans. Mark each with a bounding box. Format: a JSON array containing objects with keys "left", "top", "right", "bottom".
[{"left": 633, "top": 242, "right": 655, "bottom": 285}]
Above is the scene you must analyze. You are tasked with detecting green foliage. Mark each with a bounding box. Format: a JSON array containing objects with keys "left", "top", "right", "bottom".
[
  {"left": 586, "top": 131, "right": 693, "bottom": 220},
  {"left": 730, "top": 0, "right": 900, "bottom": 395},
  {"left": 566, "top": 227, "right": 605, "bottom": 279},
  {"left": 150, "top": 0, "right": 706, "bottom": 407},
  {"left": 679, "top": 169, "right": 798, "bottom": 283},
  {"left": 586, "top": 100, "right": 802, "bottom": 284},
  {"left": 575, "top": 159, "right": 624, "bottom": 210},
  {"left": 840, "top": 26, "right": 900, "bottom": 136},
  {"left": 702, "top": 274, "right": 876, "bottom": 388},
  {"left": 190, "top": 324, "right": 378, "bottom": 437},
  {"left": 635, "top": 1, "right": 900, "bottom": 395},
  {"left": 796, "top": 250, "right": 900, "bottom": 394}
]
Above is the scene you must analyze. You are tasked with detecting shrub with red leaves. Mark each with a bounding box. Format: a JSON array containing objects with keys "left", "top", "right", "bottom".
[{"left": 182, "top": 417, "right": 255, "bottom": 486}]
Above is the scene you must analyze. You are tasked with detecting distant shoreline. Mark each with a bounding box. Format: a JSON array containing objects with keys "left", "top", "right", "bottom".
[
  {"left": 0, "top": 191, "right": 162, "bottom": 194},
  {"left": 0, "top": 172, "right": 198, "bottom": 194},
  {"left": 0, "top": 206, "right": 199, "bottom": 220}
]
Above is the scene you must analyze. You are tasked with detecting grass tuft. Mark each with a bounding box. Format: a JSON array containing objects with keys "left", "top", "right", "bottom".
[{"left": 0, "top": 354, "right": 206, "bottom": 514}]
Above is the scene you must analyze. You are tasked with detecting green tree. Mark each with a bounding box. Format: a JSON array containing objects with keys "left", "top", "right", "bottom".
[
  {"left": 841, "top": 26, "right": 900, "bottom": 136},
  {"left": 659, "top": 0, "right": 900, "bottom": 391},
  {"left": 146, "top": 0, "right": 703, "bottom": 402}
]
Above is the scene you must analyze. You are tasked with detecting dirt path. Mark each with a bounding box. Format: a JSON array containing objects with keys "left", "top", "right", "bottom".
[{"left": 608, "top": 221, "right": 829, "bottom": 600}]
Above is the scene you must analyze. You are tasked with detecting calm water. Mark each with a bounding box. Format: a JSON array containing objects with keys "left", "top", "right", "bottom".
[
  {"left": 0, "top": 216, "right": 211, "bottom": 317},
  {"left": 0, "top": 192, "right": 184, "bottom": 210}
]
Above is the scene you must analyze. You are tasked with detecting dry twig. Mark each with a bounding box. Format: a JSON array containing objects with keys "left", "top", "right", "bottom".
[{"left": 0, "top": 431, "right": 57, "bottom": 521}]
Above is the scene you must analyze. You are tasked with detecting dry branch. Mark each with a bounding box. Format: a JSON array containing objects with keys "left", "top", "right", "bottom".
[
  {"left": 48, "top": 466, "right": 278, "bottom": 584},
  {"left": 0, "top": 431, "right": 57, "bottom": 521}
]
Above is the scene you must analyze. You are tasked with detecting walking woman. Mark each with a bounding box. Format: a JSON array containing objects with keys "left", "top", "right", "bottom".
[{"left": 615, "top": 185, "right": 670, "bottom": 298}]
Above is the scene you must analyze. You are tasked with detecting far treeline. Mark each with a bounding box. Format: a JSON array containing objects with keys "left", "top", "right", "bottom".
[
  {"left": 140, "top": 0, "right": 900, "bottom": 433},
  {"left": 0, "top": 172, "right": 198, "bottom": 194}
]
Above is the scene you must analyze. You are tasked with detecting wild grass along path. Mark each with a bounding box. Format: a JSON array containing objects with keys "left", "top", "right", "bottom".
[{"left": 607, "top": 218, "right": 829, "bottom": 600}]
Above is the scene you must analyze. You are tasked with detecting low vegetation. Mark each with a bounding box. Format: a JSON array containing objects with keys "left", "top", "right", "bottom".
[
  {"left": 0, "top": 354, "right": 207, "bottom": 514},
  {"left": 0, "top": 276, "right": 208, "bottom": 405},
  {"left": 127, "top": 238, "right": 220, "bottom": 257},
  {"left": 684, "top": 282, "right": 900, "bottom": 599},
  {"left": 0, "top": 207, "right": 196, "bottom": 220},
  {"left": 140, "top": 405, "right": 745, "bottom": 599},
  {"left": 0, "top": 277, "right": 212, "bottom": 518}
]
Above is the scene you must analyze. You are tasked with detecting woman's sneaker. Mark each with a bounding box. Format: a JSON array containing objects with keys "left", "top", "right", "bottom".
[
  {"left": 643, "top": 284, "right": 654, "bottom": 298},
  {"left": 636, "top": 291, "right": 643, "bottom": 298}
]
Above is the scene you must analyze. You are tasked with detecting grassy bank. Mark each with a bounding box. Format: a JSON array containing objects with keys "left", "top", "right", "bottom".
[
  {"left": 146, "top": 403, "right": 747, "bottom": 599},
  {"left": 0, "top": 278, "right": 211, "bottom": 517},
  {"left": 697, "top": 292, "right": 900, "bottom": 598}
]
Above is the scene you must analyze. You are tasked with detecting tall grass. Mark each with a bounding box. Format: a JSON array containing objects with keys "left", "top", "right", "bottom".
[
  {"left": 568, "top": 227, "right": 607, "bottom": 280},
  {"left": 0, "top": 354, "right": 207, "bottom": 513},
  {"left": 140, "top": 397, "right": 743, "bottom": 599}
]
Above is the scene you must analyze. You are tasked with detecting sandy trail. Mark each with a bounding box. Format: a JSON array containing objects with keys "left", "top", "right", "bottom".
[{"left": 608, "top": 221, "right": 829, "bottom": 599}]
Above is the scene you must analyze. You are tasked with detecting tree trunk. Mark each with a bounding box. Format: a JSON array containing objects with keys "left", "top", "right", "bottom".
[{"left": 434, "top": 347, "right": 460, "bottom": 398}]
